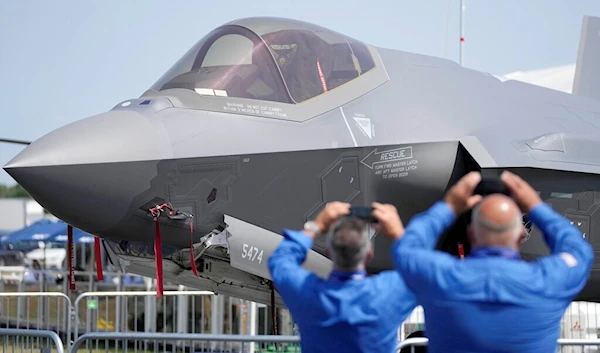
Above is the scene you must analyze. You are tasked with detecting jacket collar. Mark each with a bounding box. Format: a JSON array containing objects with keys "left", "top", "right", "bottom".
[
  {"left": 469, "top": 246, "right": 521, "bottom": 260},
  {"left": 328, "top": 269, "right": 367, "bottom": 281}
]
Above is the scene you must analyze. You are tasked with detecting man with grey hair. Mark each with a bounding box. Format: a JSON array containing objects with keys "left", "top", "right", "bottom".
[
  {"left": 268, "top": 201, "right": 417, "bottom": 353},
  {"left": 386, "top": 171, "right": 594, "bottom": 353},
  {"left": 325, "top": 216, "right": 372, "bottom": 271}
]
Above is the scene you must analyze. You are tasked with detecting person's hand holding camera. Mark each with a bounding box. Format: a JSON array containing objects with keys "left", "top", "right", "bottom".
[
  {"left": 444, "top": 171, "right": 483, "bottom": 215},
  {"left": 501, "top": 171, "right": 542, "bottom": 213},
  {"left": 372, "top": 202, "right": 405, "bottom": 240},
  {"left": 313, "top": 202, "right": 351, "bottom": 235}
]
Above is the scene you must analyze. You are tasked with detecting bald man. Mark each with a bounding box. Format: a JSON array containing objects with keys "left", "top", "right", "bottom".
[
  {"left": 469, "top": 193, "right": 524, "bottom": 252},
  {"left": 386, "top": 171, "right": 594, "bottom": 353}
]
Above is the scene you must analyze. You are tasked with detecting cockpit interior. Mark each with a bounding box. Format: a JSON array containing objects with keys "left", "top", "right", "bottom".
[{"left": 150, "top": 19, "right": 376, "bottom": 104}]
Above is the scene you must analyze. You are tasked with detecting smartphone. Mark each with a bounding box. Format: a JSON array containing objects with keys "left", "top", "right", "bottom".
[
  {"left": 349, "top": 206, "right": 378, "bottom": 223},
  {"left": 465, "top": 176, "right": 510, "bottom": 224},
  {"left": 474, "top": 177, "right": 510, "bottom": 197}
]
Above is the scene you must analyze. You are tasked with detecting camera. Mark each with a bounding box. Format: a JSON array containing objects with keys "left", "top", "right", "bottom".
[
  {"left": 465, "top": 176, "right": 510, "bottom": 224},
  {"left": 349, "top": 207, "right": 378, "bottom": 223},
  {"left": 440, "top": 175, "right": 513, "bottom": 258},
  {"left": 473, "top": 177, "right": 510, "bottom": 198}
]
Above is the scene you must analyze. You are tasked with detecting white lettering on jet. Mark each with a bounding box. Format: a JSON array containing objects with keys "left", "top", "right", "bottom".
[
  {"left": 241, "top": 243, "right": 264, "bottom": 264},
  {"left": 380, "top": 150, "right": 406, "bottom": 161}
]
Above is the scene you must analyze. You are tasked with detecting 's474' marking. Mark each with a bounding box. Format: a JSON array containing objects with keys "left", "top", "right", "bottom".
[{"left": 241, "top": 244, "right": 264, "bottom": 264}]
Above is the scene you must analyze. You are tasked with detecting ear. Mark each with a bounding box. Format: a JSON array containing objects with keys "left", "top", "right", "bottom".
[{"left": 365, "top": 246, "right": 373, "bottom": 263}]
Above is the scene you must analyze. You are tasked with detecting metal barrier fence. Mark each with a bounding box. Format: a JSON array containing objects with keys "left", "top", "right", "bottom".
[
  {"left": 0, "top": 328, "right": 65, "bottom": 353},
  {"left": 6, "top": 269, "right": 600, "bottom": 340},
  {"left": 7, "top": 327, "right": 600, "bottom": 353},
  {"left": 72, "top": 332, "right": 301, "bottom": 353},
  {"left": 558, "top": 338, "right": 600, "bottom": 352},
  {"left": 0, "top": 289, "right": 296, "bottom": 352},
  {"left": 0, "top": 269, "right": 297, "bottom": 336},
  {"left": 0, "top": 291, "right": 72, "bottom": 351},
  {"left": 73, "top": 289, "right": 214, "bottom": 338},
  {"left": 71, "top": 289, "right": 295, "bottom": 338},
  {"left": 8, "top": 270, "right": 600, "bottom": 352},
  {"left": 396, "top": 337, "right": 428, "bottom": 353}
]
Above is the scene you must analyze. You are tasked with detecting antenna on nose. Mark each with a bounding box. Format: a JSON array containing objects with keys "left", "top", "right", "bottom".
[{"left": 0, "top": 138, "right": 31, "bottom": 146}]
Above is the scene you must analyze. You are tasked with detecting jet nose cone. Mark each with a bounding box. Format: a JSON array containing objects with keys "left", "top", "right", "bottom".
[
  {"left": 4, "top": 110, "right": 168, "bottom": 169},
  {"left": 3, "top": 110, "right": 170, "bottom": 234}
]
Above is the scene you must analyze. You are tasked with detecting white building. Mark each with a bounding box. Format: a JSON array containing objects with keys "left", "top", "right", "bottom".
[{"left": 0, "top": 198, "right": 45, "bottom": 233}]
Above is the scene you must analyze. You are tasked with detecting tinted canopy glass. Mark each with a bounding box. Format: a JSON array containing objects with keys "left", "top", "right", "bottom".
[{"left": 149, "top": 17, "right": 376, "bottom": 104}]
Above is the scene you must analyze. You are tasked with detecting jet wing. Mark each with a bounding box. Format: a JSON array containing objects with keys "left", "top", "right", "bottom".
[
  {"left": 462, "top": 79, "right": 600, "bottom": 175},
  {"left": 466, "top": 16, "right": 600, "bottom": 175}
]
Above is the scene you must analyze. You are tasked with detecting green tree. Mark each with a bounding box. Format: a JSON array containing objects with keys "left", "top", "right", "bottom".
[{"left": 0, "top": 184, "right": 30, "bottom": 198}]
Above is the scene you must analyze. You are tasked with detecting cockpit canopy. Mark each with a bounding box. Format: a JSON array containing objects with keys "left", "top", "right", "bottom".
[{"left": 149, "top": 17, "right": 376, "bottom": 104}]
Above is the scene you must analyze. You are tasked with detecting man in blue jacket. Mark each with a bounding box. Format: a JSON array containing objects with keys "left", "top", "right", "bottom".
[
  {"left": 268, "top": 201, "right": 417, "bottom": 353},
  {"left": 388, "top": 171, "right": 594, "bottom": 353}
]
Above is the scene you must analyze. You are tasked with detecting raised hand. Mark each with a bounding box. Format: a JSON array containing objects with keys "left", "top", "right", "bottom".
[
  {"left": 314, "top": 202, "right": 351, "bottom": 234},
  {"left": 444, "top": 171, "right": 483, "bottom": 215},
  {"left": 372, "top": 202, "right": 405, "bottom": 240},
  {"left": 501, "top": 171, "right": 542, "bottom": 213}
]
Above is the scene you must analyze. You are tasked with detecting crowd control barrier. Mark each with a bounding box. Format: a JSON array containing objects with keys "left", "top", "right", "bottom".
[
  {"left": 0, "top": 328, "right": 65, "bottom": 353},
  {"left": 72, "top": 332, "right": 301, "bottom": 353}
]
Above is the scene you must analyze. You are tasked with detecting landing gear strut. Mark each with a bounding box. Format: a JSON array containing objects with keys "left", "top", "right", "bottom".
[
  {"left": 270, "top": 281, "right": 278, "bottom": 335},
  {"left": 270, "top": 281, "right": 279, "bottom": 350}
]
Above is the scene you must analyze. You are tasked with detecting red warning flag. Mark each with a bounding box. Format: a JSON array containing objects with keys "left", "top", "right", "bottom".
[
  {"left": 154, "top": 218, "right": 164, "bottom": 297},
  {"left": 189, "top": 220, "right": 198, "bottom": 277},
  {"left": 94, "top": 236, "right": 104, "bottom": 281},
  {"left": 458, "top": 243, "right": 465, "bottom": 260}
]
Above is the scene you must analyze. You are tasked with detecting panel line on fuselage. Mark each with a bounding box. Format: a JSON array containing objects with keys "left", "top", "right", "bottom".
[{"left": 340, "top": 106, "right": 358, "bottom": 147}]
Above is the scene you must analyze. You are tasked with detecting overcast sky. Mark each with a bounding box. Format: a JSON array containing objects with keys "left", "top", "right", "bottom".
[{"left": 1, "top": 0, "right": 599, "bottom": 185}]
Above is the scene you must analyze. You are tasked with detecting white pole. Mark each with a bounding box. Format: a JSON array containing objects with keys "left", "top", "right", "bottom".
[
  {"left": 441, "top": 0, "right": 452, "bottom": 58},
  {"left": 176, "top": 285, "right": 188, "bottom": 334},
  {"left": 249, "top": 301, "right": 257, "bottom": 353},
  {"left": 459, "top": 0, "right": 465, "bottom": 66}
]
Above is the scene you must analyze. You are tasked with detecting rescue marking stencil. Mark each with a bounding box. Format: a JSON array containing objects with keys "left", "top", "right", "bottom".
[
  {"left": 360, "top": 147, "right": 413, "bottom": 169},
  {"left": 361, "top": 146, "right": 418, "bottom": 180}
]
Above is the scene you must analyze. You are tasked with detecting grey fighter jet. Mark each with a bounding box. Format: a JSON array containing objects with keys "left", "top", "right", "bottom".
[{"left": 4, "top": 16, "right": 600, "bottom": 305}]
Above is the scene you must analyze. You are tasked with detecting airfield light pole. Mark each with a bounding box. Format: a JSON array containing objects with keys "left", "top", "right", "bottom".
[{"left": 459, "top": 0, "right": 465, "bottom": 66}]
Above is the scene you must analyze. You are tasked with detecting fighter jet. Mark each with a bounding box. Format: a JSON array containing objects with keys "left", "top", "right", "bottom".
[{"left": 4, "top": 16, "right": 600, "bottom": 305}]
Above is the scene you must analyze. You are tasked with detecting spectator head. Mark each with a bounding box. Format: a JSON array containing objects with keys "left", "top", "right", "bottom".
[
  {"left": 32, "top": 260, "right": 41, "bottom": 270},
  {"left": 468, "top": 194, "right": 525, "bottom": 250},
  {"left": 326, "top": 216, "right": 372, "bottom": 271}
]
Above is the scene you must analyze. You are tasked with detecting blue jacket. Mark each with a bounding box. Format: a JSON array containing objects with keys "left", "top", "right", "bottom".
[
  {"left": 392, "top": 201, "right": 594, "bottom": 353},
  {"left": 269, "top": 229, "right": 417, "bottom": 353}
]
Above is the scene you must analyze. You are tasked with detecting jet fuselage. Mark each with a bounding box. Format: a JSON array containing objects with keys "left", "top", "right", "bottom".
[{"left": 5, "top": 17, "right": 600, "bottom": 304}]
